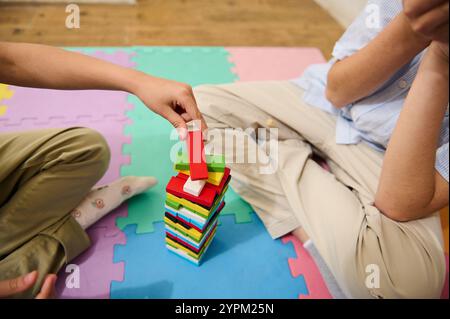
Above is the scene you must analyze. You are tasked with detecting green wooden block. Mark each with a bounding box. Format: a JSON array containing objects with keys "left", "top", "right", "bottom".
[
  {"left": 165, "top": 197, "right": 181, "bottom": 210},
  {"left": 174, "top": 153, "right": 225, "bottom": 172},
  {"left": 206, "top": 154, "right": 226, "bottom": 172}
]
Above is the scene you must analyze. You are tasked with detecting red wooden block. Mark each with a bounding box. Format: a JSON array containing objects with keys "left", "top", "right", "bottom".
[
  {"left": 187, "top": 130, "right": 209, "bottom": 181},
  {"left": 177, "top": 167, "right": 231, "bottom": 197},
  {"left": 166, "top": 175, "right": 217, "bottom": 208}
]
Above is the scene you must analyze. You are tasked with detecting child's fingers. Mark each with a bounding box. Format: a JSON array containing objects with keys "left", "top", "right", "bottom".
[
  {"left": 159, "top": 106, "right": 188, "bottom": 140},
  {"left": 404, "top": 0, "right": 448, "bottom": 18},
  {"left": 35, "top": 274, "right": 57, "bottom": 299},
  {"left": 0, "top": 271, "right": 37, "bottom": 298},
  {"left": 434, "top": 23, "right": 450, "bottom": 43},
  {"left": 181, "top": 113, "right": 193, "bottom": 122},
  {"left": 409, "top": 2, "right": 449, "bottom": 36},
  {"left": 181, "top": 94, "right": 209, "bottom": 132}
]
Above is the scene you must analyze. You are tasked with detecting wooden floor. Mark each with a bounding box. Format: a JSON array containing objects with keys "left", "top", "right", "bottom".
[{"left": 0, "top": 0, "right": 343, "bottom": 57}]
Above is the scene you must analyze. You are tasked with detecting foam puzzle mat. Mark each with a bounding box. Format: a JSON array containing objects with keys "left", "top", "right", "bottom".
[
  {"left": 0, "top": 47, "right": 448, "bottom": 299},
  {"left": 112, "top": 214, "right": 308, "bottom": 299}
]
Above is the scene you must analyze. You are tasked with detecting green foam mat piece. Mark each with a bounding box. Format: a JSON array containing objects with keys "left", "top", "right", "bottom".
[
  {"left": 117, "top": 46, "right": 248, "bottom": 234},
  {"left": 221, "top": 187, "right": 254, "bottom": 224}
]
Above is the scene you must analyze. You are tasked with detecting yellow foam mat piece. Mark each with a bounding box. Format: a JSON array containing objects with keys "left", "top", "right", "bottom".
[
  {"left": 0, "top": 84, "right": 13, "bottom": 100},
  {"left": 166, "top": 228, "right": 217, "bottom": 260},
  {"left": 0, "top": 105, "right": 7, "bottom": 116},
  {"left": 177, "top": 169, "right": 225, "bottom": 186},
  {"left": 0, "top": 84, "right": 13, "bottom": 117}
]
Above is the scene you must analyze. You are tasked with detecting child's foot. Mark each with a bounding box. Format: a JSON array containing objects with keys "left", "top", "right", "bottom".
[
  {"left": 72, "top": 176, "right": 158, "bottom": 229},
  {"left": 292, "top": 227, "right": 347, "bottom": 298}
]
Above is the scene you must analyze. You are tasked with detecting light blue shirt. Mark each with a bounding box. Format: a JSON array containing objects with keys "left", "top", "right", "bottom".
[{"left": 293, "top": 0, "right": 449, "bottom": 182}]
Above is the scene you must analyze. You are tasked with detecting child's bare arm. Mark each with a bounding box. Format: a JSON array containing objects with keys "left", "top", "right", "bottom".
[
  {"left": 326, "top": 13, "right": 429, "bottom": 108},
  {"left": 375, "top": 42, "right": 449, "bottom": 222},
  {"left": 0, "top": 42, "right": 207, "bottom": 136}
]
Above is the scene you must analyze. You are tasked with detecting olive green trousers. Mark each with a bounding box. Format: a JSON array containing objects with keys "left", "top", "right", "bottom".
[{"left": 0, "top": 127, "right": 110, "bottom": 298}]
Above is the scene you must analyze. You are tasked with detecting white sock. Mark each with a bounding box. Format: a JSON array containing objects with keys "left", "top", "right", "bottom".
[
  {"left": 303, "top": 240, "right": 348, "bottom": 299},
  {"left": 71, "top": 176, "right": 158, "bottom": 230}
]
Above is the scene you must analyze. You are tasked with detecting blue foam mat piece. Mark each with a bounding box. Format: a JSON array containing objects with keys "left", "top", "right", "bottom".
[{"left": 111, "top": 214, "right": 308, "bottom": 299}]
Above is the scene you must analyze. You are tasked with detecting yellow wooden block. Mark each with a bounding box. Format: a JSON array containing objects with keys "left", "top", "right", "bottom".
[
  {"left": 164, "top": 216, "right": 202, "bottom": 242},
  {"left": 177, "top": 169, "right": 225, "bottom": 186},
  {"left": 166, "top": 193, "right": 209, "bottom": 218},
  {"left": 166, "top": 228, "right": 217, "bottom": 259}
]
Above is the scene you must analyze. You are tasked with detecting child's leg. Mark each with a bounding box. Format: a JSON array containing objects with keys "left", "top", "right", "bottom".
[
  {"left": 195, "top": 81, "right": 445, "bottom": 299},
  {"left": 0, "top": 127, "right": 109, "bottom": 298},
  {"left": 71, "top": 176, "right": 157, "bottom": 230},
  {"left": 195, "top": 81, "right": 332, "bottom": 239},
  {"left": 196, "top": 83, "right": 308, "bottom": 239}
]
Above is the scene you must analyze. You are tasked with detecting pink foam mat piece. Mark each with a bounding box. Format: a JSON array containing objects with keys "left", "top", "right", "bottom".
[
  {"left": 282, "top": 236, "right": 333, "bottom": 299},
  {"left": 227, "top": 47, "right": 326, "bottom": 82},
  {"left": 0, "top": 50, "right": 134, "bottom": 298}
]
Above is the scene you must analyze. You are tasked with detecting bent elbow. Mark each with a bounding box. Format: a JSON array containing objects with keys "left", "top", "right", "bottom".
[
  {"left": 374, "top": 195, "right": 433, "bottom": 223},
  {"left": 374, "top": 199, "right": 415, "bottom": 222},
  {"left": 325, "top": 86, "right": 348, "bottom": 109},
  {"left": 326, "top": 65, "right": 351, "bottom": 109}
]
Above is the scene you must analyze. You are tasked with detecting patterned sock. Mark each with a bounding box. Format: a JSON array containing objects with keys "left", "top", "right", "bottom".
[
  {"left": 71, "top": 176, "right": 158, "bottom": 230},
  {"left": 303, "top": 240, "right": 348, "bottom": 299}
]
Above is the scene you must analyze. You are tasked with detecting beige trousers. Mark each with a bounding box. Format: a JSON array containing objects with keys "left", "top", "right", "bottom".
[{"left": 194, "top": 81, "right": 446, "bottom": 299}]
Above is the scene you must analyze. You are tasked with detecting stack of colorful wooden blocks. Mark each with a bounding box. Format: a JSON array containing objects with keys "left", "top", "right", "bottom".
[{"left": 165, "top": 123, "right": 231, "bottom": 265}]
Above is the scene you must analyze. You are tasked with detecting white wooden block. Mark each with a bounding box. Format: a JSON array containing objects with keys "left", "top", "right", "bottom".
[
  {"left": 164, "top": 205, "right": 207, "bottom": 225},
  {"left": 183, "top": 177, "right": 206, "bottom": 197},
  {"left": 179, "top": 207, "right": 206, "bottom": 225}
]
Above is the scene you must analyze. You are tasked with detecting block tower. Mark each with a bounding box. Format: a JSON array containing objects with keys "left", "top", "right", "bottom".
[{"left": 165, "top": 122, "right": 231, "bottom": 265}]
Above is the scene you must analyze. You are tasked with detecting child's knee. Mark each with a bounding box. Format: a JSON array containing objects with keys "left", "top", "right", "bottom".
[
  {"left": 65, "top": 127, "right": 111, "bottom": 178},
  {"left": 354, "top": 224, "right": 445, "bottom": 299}
]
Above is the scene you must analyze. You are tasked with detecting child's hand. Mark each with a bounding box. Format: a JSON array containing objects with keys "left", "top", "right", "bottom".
[
  {"left": 403, "top": 0, "right": 449, "bottom": 43},
  {"left": 0, "top": 271, "right": 57, "bottom": 299},
  {"left": 132, "top": 75, "right": 208, "bottom": 139}
]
